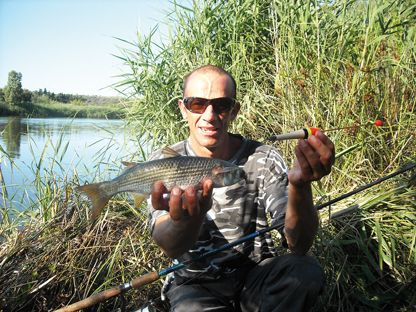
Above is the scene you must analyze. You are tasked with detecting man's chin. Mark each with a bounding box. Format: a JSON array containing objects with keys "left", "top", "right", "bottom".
[{"left": 196, "top": 136, "right": 221, "bottom": 149}]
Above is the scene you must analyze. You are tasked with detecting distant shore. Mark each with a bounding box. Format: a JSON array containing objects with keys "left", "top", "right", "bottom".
[{"left": 0, "top": 100, "right": 126, "bottom": 119}]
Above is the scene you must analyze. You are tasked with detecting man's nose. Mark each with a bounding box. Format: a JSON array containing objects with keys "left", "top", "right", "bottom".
[{"left": 201, "top": 104, "right": 218, "bottom": 121}]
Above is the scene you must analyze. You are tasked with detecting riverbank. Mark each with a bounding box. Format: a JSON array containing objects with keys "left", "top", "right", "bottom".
[
  {"left": 0, "top": 100, "right": 126, "bottom": 119},
  {"left": 1, "top": 172, "right": 415, "bottom": 311}
]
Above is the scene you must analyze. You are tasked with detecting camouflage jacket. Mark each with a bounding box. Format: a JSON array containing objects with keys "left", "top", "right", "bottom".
[{"left": 148, "top": 134, "right": 288, "bottom": 281}]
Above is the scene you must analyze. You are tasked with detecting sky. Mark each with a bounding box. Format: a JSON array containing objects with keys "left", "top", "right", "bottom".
[{"left": 0, "top": 0, "right": 184, "bottom": 96}]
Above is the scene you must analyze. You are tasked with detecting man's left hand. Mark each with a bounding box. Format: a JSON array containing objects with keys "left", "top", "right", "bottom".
[{"left": 288, "top": 130, "right": 335, "bottom": 187}]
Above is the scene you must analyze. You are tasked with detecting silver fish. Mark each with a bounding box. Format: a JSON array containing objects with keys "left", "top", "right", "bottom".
[{"left": 77, "top": 147, "right": 245, "bottom": 220}]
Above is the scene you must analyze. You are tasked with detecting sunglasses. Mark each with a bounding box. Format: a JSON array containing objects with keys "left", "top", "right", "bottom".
[{"left": 183, "top": 97, "right": 236, "bottom": 114}]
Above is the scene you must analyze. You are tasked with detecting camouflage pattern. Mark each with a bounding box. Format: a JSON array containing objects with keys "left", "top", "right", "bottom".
[{"left": 148, "top": 134, "right": 288, "bottom": 281}]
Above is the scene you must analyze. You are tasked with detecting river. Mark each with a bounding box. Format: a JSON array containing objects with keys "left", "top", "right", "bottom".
[{"left": 0, "top": 117, "right": 143, "bottom": 212}]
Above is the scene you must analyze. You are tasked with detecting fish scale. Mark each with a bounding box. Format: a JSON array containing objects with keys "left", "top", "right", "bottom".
[
  {"left": 115, "top": 158, "right": 220, "bottom": 193},
  {"left": 77, "top": 155, "right": 245, "bottom": 220}
]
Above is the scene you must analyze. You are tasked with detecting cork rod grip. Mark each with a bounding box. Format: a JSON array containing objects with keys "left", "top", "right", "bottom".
[{"left": 55, "top": 272, "right": 159, "bottom": 312}]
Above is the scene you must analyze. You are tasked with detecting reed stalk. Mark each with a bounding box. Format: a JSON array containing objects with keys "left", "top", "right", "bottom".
[{"left": 114, "top": 0, "right": 416, "bottom": 310}]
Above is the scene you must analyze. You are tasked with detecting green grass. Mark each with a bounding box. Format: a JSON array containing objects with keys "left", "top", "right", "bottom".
[
  {"left": 0, "top": 131, "right": 165, "bottom": 311},
  {"left": 0, "top": 100, "right": 126, "bottom": 119}
]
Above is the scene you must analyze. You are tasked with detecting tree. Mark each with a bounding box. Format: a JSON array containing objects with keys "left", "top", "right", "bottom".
[
  {"left": 4, "top": 70, "right": 24, "bottom": 106},
  {"left": 0, "top": 88, "right": 4, "bottom": 102},
  {"left": 22, "top": 89, "right": 32, "bottom": 103}
]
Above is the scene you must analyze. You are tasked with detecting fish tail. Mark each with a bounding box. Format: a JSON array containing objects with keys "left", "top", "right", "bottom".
[{"left": 76, "top": 183, "right": 111, "bottom": 220}]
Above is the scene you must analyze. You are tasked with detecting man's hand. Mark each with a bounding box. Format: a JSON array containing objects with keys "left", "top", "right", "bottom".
[
  {"left": 288, "top": 130, "right": 335, "bottom": 186},
  {"left": 151, "top": 179, "right": 213, "bottom": 220},
  {"left": 150, "top": 179, "right": 213, "bottom": 258},
  {"left": 285, "top": 131, "right": 335, "bottom": 254}
]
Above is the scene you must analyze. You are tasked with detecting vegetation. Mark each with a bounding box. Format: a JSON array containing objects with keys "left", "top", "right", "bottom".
[
  {"left": 0, "top": 0, "right": 415, "bottom": 311},
  {"left": 0, "top": 76, "right": 126, "bottom": 119},
  {"left": 2, "top": 71, "right": 27, "bottom": 107},
  {"left": 113, "top": 0, "right": 416, "bottom": 309}
]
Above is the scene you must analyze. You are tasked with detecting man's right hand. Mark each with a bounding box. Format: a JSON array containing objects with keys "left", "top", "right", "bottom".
[
  {"left": 150, "top": 179, "right": 213, "bottom": 258},
  {"left": 151, "top": 179, "right": 213, "bottom": 220}
]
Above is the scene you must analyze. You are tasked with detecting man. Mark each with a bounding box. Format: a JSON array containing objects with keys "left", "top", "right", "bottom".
[{"left": 148, "top": 65, "right": 335, "bottom": 311}]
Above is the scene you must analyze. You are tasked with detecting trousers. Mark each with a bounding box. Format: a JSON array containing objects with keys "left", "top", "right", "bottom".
[{"left": 166, "top": 254, "right": 325, "bottom": 312}]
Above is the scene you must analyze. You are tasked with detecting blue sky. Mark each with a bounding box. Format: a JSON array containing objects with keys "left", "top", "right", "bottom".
[{"left": 0, "top": 0, "right": 184, "bottom": 96}]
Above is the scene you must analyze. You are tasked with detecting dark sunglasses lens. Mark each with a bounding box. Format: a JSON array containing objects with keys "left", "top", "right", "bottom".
[
  {"left": 212, "top": 98, "right": 234, "bottom": 114},
  {"left": 184, "top": 97, "right": 234, "bottom": 114},
  {"left": 186, "top": 98, "right": 207, "bottom": 113}
]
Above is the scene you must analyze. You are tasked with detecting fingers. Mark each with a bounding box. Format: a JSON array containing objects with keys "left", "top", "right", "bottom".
[
  {"left": 169, "top": 187, "right": 184, "bottom": 220},
  {"left": 297, "top": 139, "right": 324, "bottom": 178},
  {"left": 183, "top": 179, "right": 213, "bottom": 216},
  {"left": 183, "top": 186, "right": 198, "bottom": 217},
  {"left": 200, "top": 179, "right": 213, "bottom": 213},
  {"left": 151, "top": 182, "right": 186, "bottom": 221},
  {"left": 151, "top": 179, "right": 213, "bottom": 221},
  {"left": 151, "top": 181, "right": 168, "bottom": 210},
  {"left": 310, "top": 131, "right": 335, "bottom": 172},
  {"left": 292, "top": 131, "right": 335, "bottom": 183}
]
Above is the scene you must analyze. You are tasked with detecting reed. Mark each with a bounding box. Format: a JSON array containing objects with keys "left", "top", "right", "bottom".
[
  {"left": 115, "top": 0, "right": 416, "bottom": 310},
  {"left": 0, "top": 128, "right": 167, "bottom": 311},
  {"left": 0, "top": 194, "right": 169, "bottom": 311}
]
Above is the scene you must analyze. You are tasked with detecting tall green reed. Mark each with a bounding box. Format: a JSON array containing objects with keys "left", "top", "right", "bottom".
[{"left": 115, "top": 0, "right": 416, "bottom": 310}]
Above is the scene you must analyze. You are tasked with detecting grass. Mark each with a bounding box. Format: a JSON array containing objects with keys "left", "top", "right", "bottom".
[
  {"left": 1, "top": 0, "right": 416, "bottom": 311},
  {"left": 314, "top": 178, "right": 416, "bottom": 311},
  {"left": 0, "top": 100, "right": 126, "bottom": 119},
  {"left": 1, "top": 130, "right": 167, "bottom": 311},
  {"left": 0, "top": 196, "right": 169, "bottom": 311}
]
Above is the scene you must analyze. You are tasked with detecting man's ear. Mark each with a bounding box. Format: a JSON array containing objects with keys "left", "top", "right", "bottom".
[
  {"left": 230, "top": 102, "right": 240, "bottom": 121},
  {"left": 178, "top": 100, "right": 187, "bottom": 120}
]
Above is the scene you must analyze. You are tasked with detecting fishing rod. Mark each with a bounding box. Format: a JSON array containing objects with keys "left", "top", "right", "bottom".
[
  {"left": 268, "top": 119, "right": 384, "bottom": 141},
  {"left": 55, "top": 161, "right": 415, "bottom": 312}
]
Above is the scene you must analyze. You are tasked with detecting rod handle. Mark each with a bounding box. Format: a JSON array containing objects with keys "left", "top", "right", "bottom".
[
  {"left": 131, "top": 271, "right": 159, "bottom": 289},
  {"left": 55, "top": 272, "right": 159, "bottom": 312}
]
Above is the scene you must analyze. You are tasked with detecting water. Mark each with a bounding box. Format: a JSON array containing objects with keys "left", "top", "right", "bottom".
[{"left": 0, "top": 117, "right": 144, "bottom": 212}]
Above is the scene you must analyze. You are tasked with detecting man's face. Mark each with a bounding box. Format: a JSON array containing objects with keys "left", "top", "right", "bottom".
[{"left": 178, "top": 71, "right": 240, "bottom": 152}]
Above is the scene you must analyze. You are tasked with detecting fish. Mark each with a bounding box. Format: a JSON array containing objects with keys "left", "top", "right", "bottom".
[{"left": 76, "top": 147, "right": 246, "bottom": 220}]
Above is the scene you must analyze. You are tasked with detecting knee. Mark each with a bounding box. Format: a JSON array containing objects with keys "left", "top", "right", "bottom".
[
  {"left": 283, "top": 254, "right": 325, "bottom": 293},
  {"left": 169, "top": 300, "right": 204, "bottom": 312}
]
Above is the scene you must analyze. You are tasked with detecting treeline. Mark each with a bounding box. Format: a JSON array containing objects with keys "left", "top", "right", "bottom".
[
  {"left": 30, "top": 88, "right": 122, "bottom": 106},
  {"left": 0, "top": 70, "right": 125, "bottom": 119}
]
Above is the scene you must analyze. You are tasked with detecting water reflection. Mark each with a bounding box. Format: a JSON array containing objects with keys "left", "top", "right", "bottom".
[
  {"left": 0, "top": 117, "right": 141, "bottom": 212},
  {"left": 0, "top": 117, "right": 27, "bottom": 158}
]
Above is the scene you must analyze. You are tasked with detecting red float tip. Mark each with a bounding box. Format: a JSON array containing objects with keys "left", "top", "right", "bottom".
[
  {"left": 374, "top": 120, "right": 383, "bottom": 127},
  {"left": 310, "top": 127, "right": 320, "bottom": 135}
]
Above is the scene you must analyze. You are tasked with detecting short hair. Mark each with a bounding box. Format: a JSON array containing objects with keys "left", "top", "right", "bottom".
[{"left": 182, "top": 64, "right": 237, "bottom": 98}]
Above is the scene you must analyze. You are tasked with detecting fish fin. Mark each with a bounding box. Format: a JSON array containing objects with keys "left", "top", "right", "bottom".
[
  {"left": 161, "top": 146, "right": 181, "bottom": 158},
  {"left": 121, "top": 161, "right": 138, "bottom": 168},
  {"left": 131, "top": 193, "right": 146, "bottom": 208},
  {"left": 76, "top": 183, "right": 111, "bottom": 221}
]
